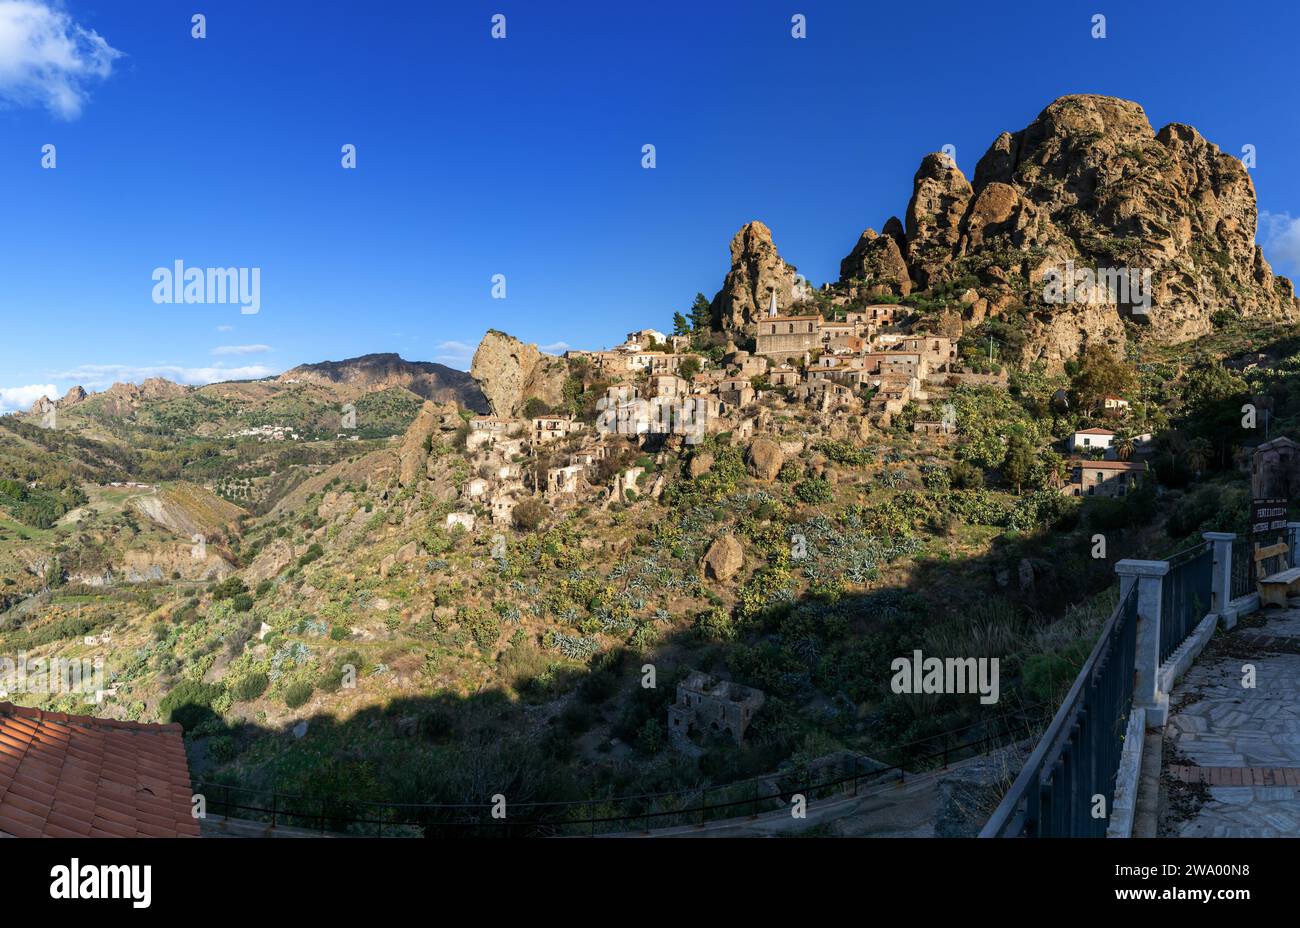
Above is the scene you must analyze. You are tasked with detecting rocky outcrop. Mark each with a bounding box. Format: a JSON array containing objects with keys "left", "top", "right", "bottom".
[
  {"left": 61, "top": 385, "right": 87, "bottom": 406},
  {"left": 710, "top": 221, "right": 799, "bottom": 331},
  {"left": 701, "top": 534, "right": 744, "bottom": 582},
  {"left": 687, "top": 450, "right": 715, "bottom": 479},
  {"left": 835, "top": 94, "right": 1299, "bottom": 368},
  {"left": 398, "top": 400, "right": 462, "bottom": 487},
  {"left": 88, "top": 379, "right": 189, "bottom": 418},
  {"left": 905, "top": 154, "right": 974, "bottom": 290},
  {"left": 380, "top": 541, "right": 423, "bottom": 578},
  {"left": 839, "top": 224, "right": 912, "bottom": 296},
  {"left": 281, "top": 353, "right": 488, "bottom": 411},
  {"left": 470, "top": 330, "right": 569, "bottom": 417},
  {"left": 745, "top": 437, "right": 784, "bottom": 481}
]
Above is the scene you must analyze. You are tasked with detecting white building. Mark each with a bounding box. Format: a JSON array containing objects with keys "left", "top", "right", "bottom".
[{"left": 1070, "top": 428, "right": 1116, "bottom": 453}]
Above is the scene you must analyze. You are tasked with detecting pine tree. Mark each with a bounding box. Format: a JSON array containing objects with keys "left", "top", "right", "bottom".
[{"left": 689, "top": 293, "right": 712, "bottom": 332}]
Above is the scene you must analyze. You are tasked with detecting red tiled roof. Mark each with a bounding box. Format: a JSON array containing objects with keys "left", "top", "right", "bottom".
[{"left": 0, "top": 702, "right": 198, "bottom": 838}]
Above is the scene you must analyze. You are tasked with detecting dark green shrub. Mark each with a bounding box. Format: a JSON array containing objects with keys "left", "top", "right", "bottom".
[
  {"left": 793, "top": 477, "right": 832, "bottom": 504},
  {"left": 283, "top": 679, "right": 314, "bottom": 709},
  {"left": 159, "top": 680, "right": 223, "bottom": 732},
  {"left": 231, "top": 672, "right": 269, "bottom": 702},
  {"left": 208, "top": 735, "right": 239, "bottom": 763}
]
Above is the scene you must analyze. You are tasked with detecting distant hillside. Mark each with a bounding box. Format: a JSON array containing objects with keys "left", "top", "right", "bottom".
[{"left": 280, "top": 353, "right": 489, "bottom": 412}]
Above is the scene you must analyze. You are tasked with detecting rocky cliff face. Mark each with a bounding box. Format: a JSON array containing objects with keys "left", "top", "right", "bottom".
[
  {"left": 398, "top": 400, "right": 463, "bottom": 487},
  {"left": 470, "top": 330, "right": 570, "bottom": 417},
  {"left": 281, "top": 353, "right": 488, "bottom": 411},
  {"left": 840, "top": 218, "right": 912, "bottom": 297},
  {"left": 710, "top": 221, "right": 799, "bottom": 329},
  {"left": 857, "top": 95, "right": 1297, "bottom": 363},
  {"left": 717, "top": 94, "right": 1299, "bottom": 366}
]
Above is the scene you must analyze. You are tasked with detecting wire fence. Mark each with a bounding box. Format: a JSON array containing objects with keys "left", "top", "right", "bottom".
[{"left": 193, "top": 701, "right": 1049, "bottom": 837}]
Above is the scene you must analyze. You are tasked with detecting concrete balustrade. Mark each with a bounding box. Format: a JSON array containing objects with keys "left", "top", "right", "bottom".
[{"left": 1115, "top": 558, "right": 1170, "bottom": 727}]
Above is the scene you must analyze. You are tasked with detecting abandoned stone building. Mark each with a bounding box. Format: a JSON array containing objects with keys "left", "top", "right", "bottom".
[
  {"left": 755, "top": 314, "right": 821, "bottom": 363},
  {"left": 1061, "top": 460, "right": 1146, "bottom": 498},
  {"left": 1252, "top": 436, "right": 1300, "bottom": 498},
  {"left": 667, "top": 671, "right": 766, "bottom": 746}
]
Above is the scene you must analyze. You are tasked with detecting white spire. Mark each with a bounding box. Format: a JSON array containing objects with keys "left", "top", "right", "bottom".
[{"left": 768, "top": 289, "right": 778, "bottom": 317}]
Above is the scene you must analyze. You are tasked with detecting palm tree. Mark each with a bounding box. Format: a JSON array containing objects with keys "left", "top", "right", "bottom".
[
  {"left": 1186, "top": 437, "right": 1213, "bottom": 480},
  {"left": 1114, "top": 433, "right": 1135, "bottom": 461}
]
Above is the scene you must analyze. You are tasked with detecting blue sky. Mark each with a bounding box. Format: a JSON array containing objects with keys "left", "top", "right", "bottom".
[{"left": 2, "top": 0, "right": 1299, "bottom": 410}]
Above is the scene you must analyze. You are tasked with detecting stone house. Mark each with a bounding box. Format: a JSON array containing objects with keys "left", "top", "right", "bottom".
[
  {"left": 1061, "top": 460, "right": 1146, "bottom": 498},
  {"left": 737, "top": 354, "right": 769, "bottom": 377},
  {"left": 490, "top": 492, "right": 520, "bottom": 526},
  {"left": 625, "top": 328, "right": 667, "bottom": 348},
  {"left": 807, "top": 368, "right": 866, "bottom": 390},
  {"left": 470, "top": 415, "right": 515, "bottom": 435},
  {"left": 570, "top": 443, "right": 607, "bottom": 470},
  {"left": 1252, "top": 437, "right": 1300, "bottom": 498},
  {"left": 769, "top": 365, "right": 801, "bottom": 387},
  {"left": 819, "top": 320, "right": 862, "bottom": 345},
  {"left": 1102, "top": 395, "right": 1131, "bottom": 416},
  {"left": 897, "top": 335, "right": 957, "bottom": 371},
  {"left": 546, "top": 464, "right": 585, "bottom": 498},
  {"left": 846, "top": 304, "right": 901, "bottom": 328},
  {"left": 667, "top": 671, "right": 765, "bottom": 746},
  {"left": 650, "top": 374, "right": 688, "bottom": 398},
  {"left": 467, "top": 416, "right": 519, "bottom": 452},
  {"left": 718, "top": 377, "right": 755, "bottom": 408},
  {"left": 532, "top": 416, "right": 584, "bottom": 444}
]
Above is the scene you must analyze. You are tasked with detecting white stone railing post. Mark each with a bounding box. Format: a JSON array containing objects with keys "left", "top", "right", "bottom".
[
  {"left": 1203, "top": 531, "right": 1235, "bottom": 614},
  {"left": 1115, "top": 559, "right": 1169, "bottom": 726}
]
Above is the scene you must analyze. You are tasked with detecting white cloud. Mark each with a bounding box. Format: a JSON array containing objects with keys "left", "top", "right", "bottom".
[
  {"left": 215, "top": 325, "right": 234, "bottom": 332},
  {"left": 432, "top": 340, "right": 475, "bottom": 366},
  {"left": 539, "top": 341, "right": 571, "bottom": 355},
  {"left": 1260, "top": 211, "right": 1300, "bottom": 276},
  {"left": 0, "top": 0, "right": 122, "bottom": 119},
  {"left": 50, "top": 363, "right": 276, "bottom": 391},
  {"left": 0, "top": 382, "right": 56, "bottom": 413},
  {"left": 211, "top": 344, "right": 272, "bottom": 356}
]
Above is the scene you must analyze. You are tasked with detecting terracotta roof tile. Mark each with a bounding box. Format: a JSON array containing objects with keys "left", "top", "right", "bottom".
[{"left": 0, "top": 702, "right": 199, "bottom": 838}]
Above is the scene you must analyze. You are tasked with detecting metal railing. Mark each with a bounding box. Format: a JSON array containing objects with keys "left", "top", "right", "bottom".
[
  {"left": 980, "top": 583, "right": 1138, "bottom": 838},
  {"left": 1159, "top": 542, "right": 1213, "bottom": 664},
  {"left": 1230, "top": 538, "right": 1254, "bottom": 601},
  {"left": 193, "top": 702, "right": 1047, "bottom": 837}
]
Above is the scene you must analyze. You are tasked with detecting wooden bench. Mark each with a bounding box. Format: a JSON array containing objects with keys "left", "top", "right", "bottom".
[{"left": 1255, "top": 541, "right": 1300, "bottom": 607}]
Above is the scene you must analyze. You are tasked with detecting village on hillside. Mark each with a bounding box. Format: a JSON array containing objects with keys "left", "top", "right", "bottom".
[{"left": 448, "top": 291, "right": 1152, "bottom": 538}]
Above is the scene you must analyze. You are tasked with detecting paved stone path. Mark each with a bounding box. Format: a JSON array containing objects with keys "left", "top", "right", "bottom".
[{"left": 1161, "top": 604, "right": 1300, "bottom": 837}]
